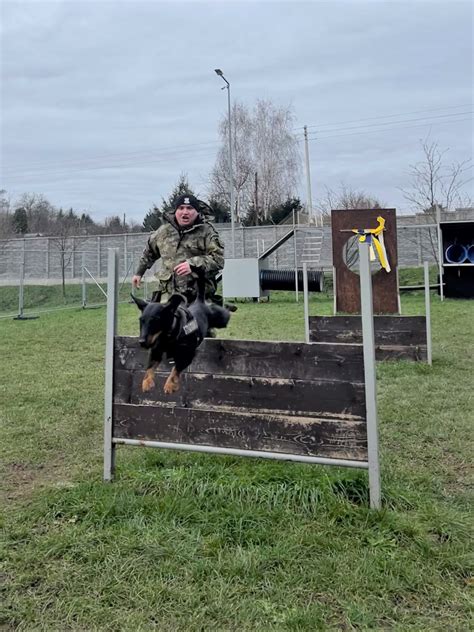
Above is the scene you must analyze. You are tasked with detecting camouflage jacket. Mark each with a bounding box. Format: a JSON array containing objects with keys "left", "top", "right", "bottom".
[{"left": 135, "top": 212, "right": 225, "bottom": 297}]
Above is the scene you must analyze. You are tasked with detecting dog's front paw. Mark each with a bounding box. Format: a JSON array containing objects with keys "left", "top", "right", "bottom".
[
  {"left": 164, "top": 368, "right": 180, "bottom": 394},
  {"left": 142, "top": 370, "right": 155, "bottom": 392}
]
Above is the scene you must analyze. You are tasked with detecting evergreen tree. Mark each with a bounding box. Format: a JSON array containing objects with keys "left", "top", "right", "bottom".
[
  {"left": 207, "top": 196, "right": 230, "bottom": 223},
  {"left": 12, "top": 207, "right": 28, "bottom": 234},
  {"left": 142, "top": 204, "right": 162, "bottom": 232},
  {"left": 269, "top": 197, "right": 303, "bottom": 224},
  {"left": 142, "top": 173, "right": 195, "bottom": 231}
]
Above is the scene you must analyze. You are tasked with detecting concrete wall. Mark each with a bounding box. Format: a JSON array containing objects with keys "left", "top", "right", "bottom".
[{"left": 0, "top": 221, "right": 446, "bottom": 284}]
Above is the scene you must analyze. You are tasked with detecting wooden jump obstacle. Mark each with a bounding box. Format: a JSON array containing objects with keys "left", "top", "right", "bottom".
[
  {"left": 311, "top": 262, "right": 433, "bottom": 364},
  {"left": 309, "top": 315, "right": 428, "bottom": 361},
  {"left": 104, "top": 242, "right": 382, "bottom": 509}
]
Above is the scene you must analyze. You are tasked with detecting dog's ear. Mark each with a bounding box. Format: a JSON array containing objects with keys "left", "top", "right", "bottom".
[
  {"left": 130, "top": 293, "right": 147, "bottom": 311},
  {"left": 166, "top": 293, "right": 186, "bottom": 311}
]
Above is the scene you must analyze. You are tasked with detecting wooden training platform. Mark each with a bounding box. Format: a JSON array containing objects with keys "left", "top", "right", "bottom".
[
  {"left": 309, "top": 315, "right": 427, "bottom": 361},
  {"left": 113, "top": 337, "right": 369, "bottom": 463}
]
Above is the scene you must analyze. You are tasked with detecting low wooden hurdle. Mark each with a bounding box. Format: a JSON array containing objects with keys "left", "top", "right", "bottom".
[
  {"left": 309, "top": 315, "right": 428, "bottom": 361},
  {"left": 309, "top": 262, "right": 432, "bottom": 364},
  {"left": 104, "top": 242, "right": 382, "bottom": 509}
]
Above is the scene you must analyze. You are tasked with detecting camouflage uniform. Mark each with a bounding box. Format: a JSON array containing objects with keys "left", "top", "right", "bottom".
[{"left": 135, "top": 211, "right": 224, "bottom": 303}]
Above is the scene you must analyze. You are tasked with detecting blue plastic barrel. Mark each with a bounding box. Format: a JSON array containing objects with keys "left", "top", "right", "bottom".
[
  {"left": 445, "top": 243, "right": 468, "bottom": 264},
  {"left": 467, "top": 245, "right": 474, "bottom": 264}
]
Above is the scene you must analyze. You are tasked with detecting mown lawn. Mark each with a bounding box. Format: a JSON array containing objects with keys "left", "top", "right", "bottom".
[{"left": 0, "top": 285, "right": 472, "bottom": 631}]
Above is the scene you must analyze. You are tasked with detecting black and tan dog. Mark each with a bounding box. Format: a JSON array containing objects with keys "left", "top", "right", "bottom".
[{"left": 131, "top": 278, "right": 231, "bottom": 394}]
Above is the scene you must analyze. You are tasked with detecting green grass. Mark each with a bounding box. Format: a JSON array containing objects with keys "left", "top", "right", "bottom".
[{"left": 1, "top": 285, "right": 473, "bottom": 631}]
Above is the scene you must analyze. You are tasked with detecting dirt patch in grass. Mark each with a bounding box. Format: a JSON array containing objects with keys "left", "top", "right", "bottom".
[{"left": 1, "top": 459, "right": 74, "bottom": 504}]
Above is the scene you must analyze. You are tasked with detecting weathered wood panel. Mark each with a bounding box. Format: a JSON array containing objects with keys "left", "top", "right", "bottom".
[
  {"left": 115, "top": 337, "right": 365, "bottom": 383},
  {"left": 114, "top": 369, "right": 366, "bottom": 418},
  {"left": 113, "top": 403, "right": 368, "bottom": 461},
  {"left": 309, "top": 315, "right": 427, "bottom": 361},
  {"left": 309, "top": 316, "right": 427, "bottom": 345},
  {"left": 332, "top": 209, "right": 398, "bottom": 314}
]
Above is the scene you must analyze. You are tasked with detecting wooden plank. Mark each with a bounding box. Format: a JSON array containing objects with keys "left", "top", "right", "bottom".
[
  {"left": 113, "top": 403, "right": 368, "bottom": 461},
  {"left": 115, "top": 337, "right": 365, "bottom": 383},
  {"left": 309, "top": 316, "right": 427, "bottom": 346},
  {"left": 374, "top": 345, "right": 427, "bottom": 362},
  {"left": 114, "top": 369, "right": 366, "bottom": 419}
]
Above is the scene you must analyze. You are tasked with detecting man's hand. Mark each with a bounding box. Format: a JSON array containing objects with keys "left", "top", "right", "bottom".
[
  {"left": 132, "top": 275, "right": 142, "bottom": 288},
  {"left": 174, "top": 261, "right": 192, "bottom": 276}
]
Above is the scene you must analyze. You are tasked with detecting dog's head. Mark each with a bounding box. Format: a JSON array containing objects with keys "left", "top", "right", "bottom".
[{"left": 131, "top": 293, "right": 186, "bottom": 348}]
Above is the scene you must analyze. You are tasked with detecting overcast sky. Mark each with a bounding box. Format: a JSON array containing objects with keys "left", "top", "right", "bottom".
[{"left": 1, "top": 0, "right": 472, "bottom": 223}]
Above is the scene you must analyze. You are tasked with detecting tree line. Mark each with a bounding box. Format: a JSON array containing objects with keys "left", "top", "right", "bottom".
[{"left": 0, "top": 191, "right": 144, "bottom": 240}]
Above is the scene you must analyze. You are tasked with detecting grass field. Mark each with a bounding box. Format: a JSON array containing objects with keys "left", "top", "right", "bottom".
[{"left": 1, "top": 282, "right": 472, "bottom": 631}]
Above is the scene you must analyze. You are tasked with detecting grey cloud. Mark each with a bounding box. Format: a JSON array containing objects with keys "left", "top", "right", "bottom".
[{"left": 1, "top": 1, "right": 472, "bottom": 221}]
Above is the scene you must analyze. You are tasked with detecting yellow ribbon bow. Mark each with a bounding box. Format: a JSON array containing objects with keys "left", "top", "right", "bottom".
[{"left": 352, "top": 216, "right": 391, "bottom": 272}]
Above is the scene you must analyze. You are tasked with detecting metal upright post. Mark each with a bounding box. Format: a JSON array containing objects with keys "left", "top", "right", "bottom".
[
  {"left": 303, "top": 262, "right": 310, "bottom": 342},
  {"left": 396, "top": 267, "right": 402, "bottom": 315},
  {"left": 332, "top": 265, "right": 337, "bottom": 315},
  {"left": 358, "top": 240, "right": 381, "bottom": 510},
  {"left": 13, "top": 261, "right": 38, "bottom": 321},
  {"left": 18, "top": 262, "right": 24, "bottom": 319},
  {"left": 104, "top": 249, "right": 118, "bottom": 481},
  {"left": 227, "top": 80, "right": 235, "bottom": 257},
  {"left": 214, "top": 69, "right": 235, "bottom": 257},
  {"left": 424, "top": 261, "right": 433, "bottom": 366},
  {"left": 82, "top": 252, "right": 87, "bottom": 309},
  {"left": 303, "top": 125, "right": 314, "bottom": 224},
  {"left": 293, "top": 210, "right": 299, "bottom": 302},
  {"left": 436, "top": 204, "right": 444, "bottom": 301}
]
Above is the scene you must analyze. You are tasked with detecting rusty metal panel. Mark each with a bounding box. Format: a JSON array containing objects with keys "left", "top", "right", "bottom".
[{"left": 331, "top": 209, "right": 398, "bottom": 314}]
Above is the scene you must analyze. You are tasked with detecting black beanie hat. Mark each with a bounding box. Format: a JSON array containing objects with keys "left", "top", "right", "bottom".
[{"left": 174, "top": 194, "right": 200, "bottom": 212}]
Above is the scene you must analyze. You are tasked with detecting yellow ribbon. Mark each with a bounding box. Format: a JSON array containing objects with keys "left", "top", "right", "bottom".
[{"left": 352, "top": 216, "right": 391, "bottom": 272}]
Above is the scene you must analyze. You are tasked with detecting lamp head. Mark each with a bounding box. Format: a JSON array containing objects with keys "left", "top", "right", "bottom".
[{"left": 214, "top": 69, "right": 223, "bottom": 76}]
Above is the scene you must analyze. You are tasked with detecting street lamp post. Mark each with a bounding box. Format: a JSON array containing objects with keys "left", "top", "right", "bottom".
[{"left": 214, "top": 68, "right": 235, "bottom": 258}]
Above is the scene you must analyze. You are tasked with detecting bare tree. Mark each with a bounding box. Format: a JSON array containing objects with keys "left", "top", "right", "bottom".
[
  {"left": 209, "top": 99, "right": 301, "bottom": 223},
  {"left": 316, "top": 183, "right": 385, "bottom": 221},
  {"left": 210, "top": 102, "right": 254, "bottom": 220},
  {"left": 401, "top": 140, "right": 472, "bottom": 217},
  {"left": 49, "top": 209, "right": 85, "bottom": 301},
  {"left": 400, "top": 140, "right": 473, "bottom": 262},
  {"left": 0, "top": 190, "right": 13, "bottom": 238},
  {"left": 14, "top": 192, "right": 55, "bottom": 234}
]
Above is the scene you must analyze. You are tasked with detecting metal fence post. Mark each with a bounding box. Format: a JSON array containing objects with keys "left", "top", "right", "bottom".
[
  {"left": 436, "top": 205, "right": 444, "bottom": 301},
  {"left": 18, "top": 261, "right": 24, "bottom": 319},
  {"left": 293, "top": 212, "right": 298, "bottom": 302},
  {"left": 82, "top": 252, "right": 87, "bottom": 308},
  {"left": 104, "top": 249, "right": 118, "bottom": 481},
  {"left": 303, "top": 262, "right": 310, "bottom": 343},
  {"left": 97, "top": 236, "right": 101, "bottom": 278},
  {"left": 424, "top": 261, "right": 433, "bottom": 366},
  {"left": 13, "top": 261, "right": 39, "bottom": 321},
  {"left": 358, "top": 240, "right": 381, "bottom": 509}
]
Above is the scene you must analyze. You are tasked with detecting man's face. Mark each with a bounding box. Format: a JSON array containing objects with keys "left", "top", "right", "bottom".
[{"left": 175, "top": 204, "right": 199, "bottom": 227}]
